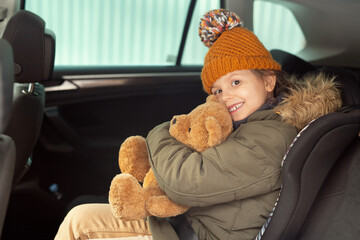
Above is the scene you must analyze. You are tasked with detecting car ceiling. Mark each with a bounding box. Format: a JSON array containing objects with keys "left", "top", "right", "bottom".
[{"left": 227, "top": 0, "right": 360, "bottom": 69}]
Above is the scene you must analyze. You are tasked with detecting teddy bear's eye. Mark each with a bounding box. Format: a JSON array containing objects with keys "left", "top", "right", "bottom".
[{"left": 188, "top": 128, "right": 191, "bottom": 132}]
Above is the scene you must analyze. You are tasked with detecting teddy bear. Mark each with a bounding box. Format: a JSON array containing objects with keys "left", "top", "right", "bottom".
[{"left": 108, "top": 95, "right": 233, "bottom": 221}]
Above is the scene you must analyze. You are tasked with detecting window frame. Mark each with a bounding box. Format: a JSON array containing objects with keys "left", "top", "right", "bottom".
[{"left": 22, "top": 0, "right": 224, "bottom": 81}]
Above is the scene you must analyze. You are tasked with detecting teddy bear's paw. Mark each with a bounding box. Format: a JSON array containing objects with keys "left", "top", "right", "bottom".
[
  {"left": 146, "top": 195, "right": 190, "bottom": 218},
  {"left": 119, "top": 136, "right": 150, "bottom": 182},
  {"left": 109, "top": 173, "right": 150, "bottom": 221}
]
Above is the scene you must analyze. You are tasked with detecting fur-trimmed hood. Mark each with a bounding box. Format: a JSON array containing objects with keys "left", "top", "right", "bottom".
[{"left": 274, "top": 72, "right": 343, "bottom": 130}]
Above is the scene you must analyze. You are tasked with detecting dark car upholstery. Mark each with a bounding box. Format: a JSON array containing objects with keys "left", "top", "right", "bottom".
[
  {"left": 2, "top": 10, "right": 55, "bottom": 184},
  {"left": 258, "top": 50, "right": 360, "bottom": 240},
  {"left": 0, "top": 38, "right": 16, "bottom": 237}
]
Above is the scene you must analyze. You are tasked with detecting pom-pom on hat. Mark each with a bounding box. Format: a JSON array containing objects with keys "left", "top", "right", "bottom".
[{"left": 199, "top": 9, "right": 281, "bottom": 94}]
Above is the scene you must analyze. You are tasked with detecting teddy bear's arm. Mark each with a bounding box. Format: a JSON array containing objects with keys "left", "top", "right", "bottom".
[{"left": 118, "top": 136, "right": 150, "bottom": 182}]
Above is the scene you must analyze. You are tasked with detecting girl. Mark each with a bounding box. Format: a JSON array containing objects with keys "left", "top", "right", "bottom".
[
  {"left": 144, "top": 10, "right": 297, "bottom": 240},
  {"left": 55, "top": 9, "right": 340, "bottom": 240}
]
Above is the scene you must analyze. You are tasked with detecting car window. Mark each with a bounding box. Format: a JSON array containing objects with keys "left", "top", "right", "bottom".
[
  {"left": 25, "top": 0, "right": 220, "bottom": 67},
  {"left": 182, "top": 0, "right": 219, "bottom": 65},
  {"left": 253, "top": 0, "right": 306, "bottom": 54}
]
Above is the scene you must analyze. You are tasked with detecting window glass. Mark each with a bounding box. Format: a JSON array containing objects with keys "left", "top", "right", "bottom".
[
  {"left": 253, "top": 0, "right": 306, "bottom": 54},
  {"left": 25, "top": 0, "right": 219, "bottom": 67},
  {"left": 182, "top": 0, "right": 220, "bottom": 65}
]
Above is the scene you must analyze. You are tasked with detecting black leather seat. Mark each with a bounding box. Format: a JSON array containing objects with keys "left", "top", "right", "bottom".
[
  {"left": 298, "top": 135, "right": 360, "bottom": 240},
  {"left": 2, "top": 10, "right": 55, "bottom": 184},
  {"left": 270, "top": 49, "right": 316, "bottom": 77},
  {"left": 260, "top": 108, "right": 360, "bottom": 240},
  {"left": 0, "top": 38, "right": 16, "bottom": 237},
  {"left": 257, "top": 50, "right": 360, "bottom": 240}
]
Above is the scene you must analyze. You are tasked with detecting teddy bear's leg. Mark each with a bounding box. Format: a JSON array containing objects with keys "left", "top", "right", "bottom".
[
  {"left": 118, "top": 136, "right": 150, "bottom": 182},
  {"left": 109, "top": 173, "right": 163, "bottom": 221},
  {"left": 142, "top": 161, "right": 189, "bottom": 217},
  {"left": 146, "top": 195, "right": 190, "bottom": 218}
]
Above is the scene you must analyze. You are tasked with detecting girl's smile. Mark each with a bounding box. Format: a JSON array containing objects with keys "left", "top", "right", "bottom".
[{"left": 227, "top": 102, "right": 244, "bottom": 114}]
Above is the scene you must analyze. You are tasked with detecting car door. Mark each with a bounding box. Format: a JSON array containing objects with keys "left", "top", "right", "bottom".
[
  {"left": 2, "top": 1, "right": 221, "bottom": 239},
  {"left": 25, "top": 0, "right": 220, "bottom": 201}
]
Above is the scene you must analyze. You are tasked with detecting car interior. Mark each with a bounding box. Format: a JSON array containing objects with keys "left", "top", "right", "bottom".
[
  {"left": 0, "top": 0, "right": 360, "bottom": 240},
  {"left": 2, "top": 9, "right": 55, "bottom": 185},
  {"left": 258, "top": 50, "right": 360, "bottom": 240},
  {"left": 0, "top": 38, "right": 16, "bottom": 239}
]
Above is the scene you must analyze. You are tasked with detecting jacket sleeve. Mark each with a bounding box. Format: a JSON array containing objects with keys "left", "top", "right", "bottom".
[{"left": 146, "top": 121, "right": 296, "bottom": 207}]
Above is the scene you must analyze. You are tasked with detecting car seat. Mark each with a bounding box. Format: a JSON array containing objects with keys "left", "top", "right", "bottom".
[
  {"left": 294, "top": 68, "right": 360, "bottom": 240},
  {"left": 270, "top": 49, "right": 316, "bottom": 77},
  {"left": 0, "top": 38, "right": 16, "bottom": 237},
  {"left": 2, "top": 10, "right": 55, "bottom": 184},
  {"left": 256, "top": 51, "right": 360, "bottom": 240},
  {"left": 298, "top": 134, "right": 360, "bottom": 240}
]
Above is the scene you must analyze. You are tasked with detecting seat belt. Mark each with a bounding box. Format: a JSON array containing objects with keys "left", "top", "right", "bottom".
[{"left": 168, "top": 214, "right": 198, "bottom": 240}]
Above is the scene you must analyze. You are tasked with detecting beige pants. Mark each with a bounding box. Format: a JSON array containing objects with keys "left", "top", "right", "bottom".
[{"left": 54, "top": 204, "right": 152, "bottom": 240}]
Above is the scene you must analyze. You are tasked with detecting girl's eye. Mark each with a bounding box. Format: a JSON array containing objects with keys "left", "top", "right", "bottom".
[
  {"left": 232, "top": 80, "right": 240, "bottom": 86},
  {"left": 213, "top": 89, "right": 222, "bottom": 95}
]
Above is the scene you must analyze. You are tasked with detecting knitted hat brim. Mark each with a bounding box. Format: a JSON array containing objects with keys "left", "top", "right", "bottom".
[{"left": 201, "top": 56, "right": 281, "bottom": 94}]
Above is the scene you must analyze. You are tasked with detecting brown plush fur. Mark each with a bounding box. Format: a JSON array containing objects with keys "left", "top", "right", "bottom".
[
  {"left": 169, "top": 95, "right": 234, "bottom": 152},
  {"left": 118, "top": 136, "right": 150, "bottom": 182},
  {"left": 109, "top": 95, "right": 233, "bottom": 220},
  {"left": 274, "top": 72, "right": 342, "bottom": 130}
]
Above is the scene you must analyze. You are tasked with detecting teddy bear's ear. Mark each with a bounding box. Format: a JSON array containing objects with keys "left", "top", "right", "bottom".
[
  {"left": 206, "top": 95, "right": 219, "bottom": 103},
  {"left": 205, "top": 116, "right": 223, "bottom": 147}
]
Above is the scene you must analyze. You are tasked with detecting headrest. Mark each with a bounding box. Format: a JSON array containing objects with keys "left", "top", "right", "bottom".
[
  {"left": 318, "top": 67, "right": 360, "bottom": 107},
  {"left": 270, "top": 49, "right": 316, "bottom": 77},
  {"left": 2, "top": 10, "right": 55, "bottom": 83},
  {"left": 0, "top": 39, "right": 14, "bottom": 132},
  {"left": 271, "top": 49, "right": 360, "bottom": 107}
]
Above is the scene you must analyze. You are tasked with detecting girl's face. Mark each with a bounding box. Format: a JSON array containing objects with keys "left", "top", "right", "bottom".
[{"left": 211, "top": 70, "right": 276, "bottom": 121}]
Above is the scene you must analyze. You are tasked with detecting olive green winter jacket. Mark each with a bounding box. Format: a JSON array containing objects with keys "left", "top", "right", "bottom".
[{"left": 146, "top": 109, "right": 297, "bottom": 240}]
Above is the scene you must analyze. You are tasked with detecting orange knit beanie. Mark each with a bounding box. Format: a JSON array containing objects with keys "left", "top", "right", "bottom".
[{"left": 199, "top": 9, "right": 281, "bottom": 94}]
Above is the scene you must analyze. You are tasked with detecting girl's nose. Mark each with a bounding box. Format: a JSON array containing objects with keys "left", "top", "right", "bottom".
[{"left": 221, "top": 91, "right": 232, "bottom": 102}]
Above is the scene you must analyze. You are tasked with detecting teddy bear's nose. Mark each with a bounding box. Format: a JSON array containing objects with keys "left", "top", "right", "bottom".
[{"left": 172, "top": 118, "right": 177, "bottom": 125}]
